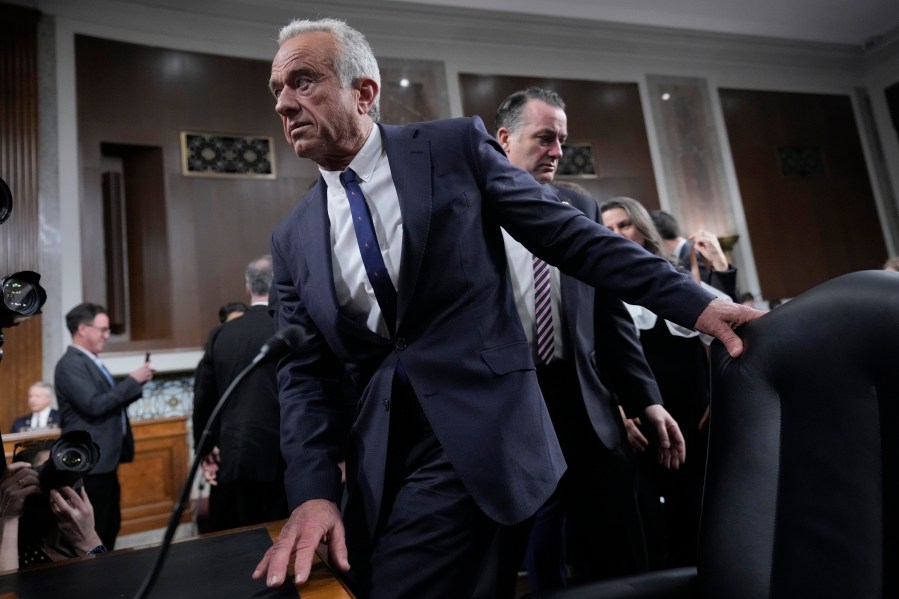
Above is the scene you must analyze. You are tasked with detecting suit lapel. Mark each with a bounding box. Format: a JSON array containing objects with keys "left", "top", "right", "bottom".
[
  {"left": 71, "top": 346, "right": 112, "bottom": 389},
  {"left": 380, "top": 124, "right": 432, "bottom": 332},
  {"left": 297, "top": 179, "right": 343, "bottom": 321},
  {"left": 298, "top": 177, "right": 392, "bottom": 343}
]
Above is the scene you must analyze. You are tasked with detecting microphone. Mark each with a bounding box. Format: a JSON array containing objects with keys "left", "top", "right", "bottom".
[
  {"left": 133, "top": 325, "right": 303, "bottom": 599},
  {"left": 251, "top": 324, "right": 304, "bottom": 365}
]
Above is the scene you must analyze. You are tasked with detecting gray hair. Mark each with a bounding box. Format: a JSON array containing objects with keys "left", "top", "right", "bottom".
[
  {"left": 29, "top": 381, "right": 54, "bottom": 396},
  {"left": 245, "top": 255, "right": 273, "bottom": 297},
  {"left": 278, "top": 18, "right": 381, "bottom": 122},
  {"left": 495, "top": 87, "right": 566, "bottom": 135}
]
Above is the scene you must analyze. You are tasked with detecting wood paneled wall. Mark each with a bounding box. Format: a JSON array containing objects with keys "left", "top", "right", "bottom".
[
  {"left": 1, "top": 4, "right": 43, "bottom": 432},
  {"left": 75, "top": 36, "right": 318, "bottom": 352},
  {"left": 459, "top": 74, "right": 659, "bottom": 209},
  {"left": 720, "top": 89, "right": 887, "bottom": 300}
]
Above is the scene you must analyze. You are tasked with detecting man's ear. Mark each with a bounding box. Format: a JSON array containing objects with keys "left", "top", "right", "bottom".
[
  {"left": 496, "top": 127, "right": 512, "bottom": 153},
  {"left": 356, "top": 77, "right": 379, "bottom": 116}
]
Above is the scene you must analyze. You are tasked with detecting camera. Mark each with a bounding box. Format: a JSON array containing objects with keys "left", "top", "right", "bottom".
[{"left": 37, "top": 430, "right": 101, "bottom": 493}]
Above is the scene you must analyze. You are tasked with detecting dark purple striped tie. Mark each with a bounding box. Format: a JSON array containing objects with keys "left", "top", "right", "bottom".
[{"left": 533, "top": 255, "right": 554, "bottom": 364}]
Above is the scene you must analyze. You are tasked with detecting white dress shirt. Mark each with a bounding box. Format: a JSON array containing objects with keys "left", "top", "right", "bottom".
[
  {"left": 501, "top": 229, "right": 566, "bottom": 362},
  {"left": 320, "top": 126, "right": 403, "bottom": 338},
  {"left": 30, "top": 405, "right": 53, "bottom": 429}
]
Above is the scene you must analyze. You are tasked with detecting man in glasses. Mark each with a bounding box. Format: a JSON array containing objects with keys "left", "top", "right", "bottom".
[{"left": 53, "top": 303, "right": 153, "bottom": 549}]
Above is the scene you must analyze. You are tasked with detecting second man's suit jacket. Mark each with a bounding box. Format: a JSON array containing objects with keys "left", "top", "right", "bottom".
[
  {"left": 551, "top": 186, "right": 664, "bottom": 452},
  {"left": 270, "top": 116, "right": 714, "bottom": 537},
  {"left": 54, "top": 346, "right": 142, "bottom": 474}
]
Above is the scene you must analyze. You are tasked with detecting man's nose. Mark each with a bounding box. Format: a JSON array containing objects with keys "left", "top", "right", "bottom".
[
  {"left": 548, "top": 139, "right": 563, "bottom": 158},
  {"left": 275, "top": 90, "right": 297, "bottom": 115}
]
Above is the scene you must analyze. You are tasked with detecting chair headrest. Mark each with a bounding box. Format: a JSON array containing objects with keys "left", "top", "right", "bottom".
[{"left": 702, "top": 270, "right": 899, "bottom": 599}]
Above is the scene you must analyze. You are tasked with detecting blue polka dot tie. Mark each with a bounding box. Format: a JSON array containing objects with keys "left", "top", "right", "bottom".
[{"left": 339, "top": 168, "right": 397, "bottom": 335}]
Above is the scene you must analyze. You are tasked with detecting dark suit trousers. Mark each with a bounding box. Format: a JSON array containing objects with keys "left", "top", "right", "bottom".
[
  {"left": 345, "top": 377, "right": 504, "bottom": 599},
  {"left": 527, "top": 360, "right": 648, "bottom": 590},
  {"left": 83, "top": 470, "right": 121, "bottom": 550}
]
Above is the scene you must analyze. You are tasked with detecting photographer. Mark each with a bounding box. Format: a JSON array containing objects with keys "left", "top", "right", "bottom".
[
  {"left": 0, "top": 439, "right": 105, "bottom": 572},
  {"left": 1, "top": 461, "right": 40, "bottom": 571}
]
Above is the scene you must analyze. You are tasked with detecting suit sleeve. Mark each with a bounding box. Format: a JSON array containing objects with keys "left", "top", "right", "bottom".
[
  {"left": 54, "top": 355, "right": 143, "bottom": 419},
  {"left": 270, "top": 230, "right": 348, "bottom": 510},
  {"left": 592, "top": 295, "right": 664, "bottom": 417},
  {"left": 562, "top": 188, "right": 666, "bottom": 417},
  {"left": 466, "top": 116, "right": 715, "bottom": 329}
]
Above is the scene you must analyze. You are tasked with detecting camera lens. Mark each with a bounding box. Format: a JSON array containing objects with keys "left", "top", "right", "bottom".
[
  {"left": 2, "top": 278, "right": 39, "bottom": 313},
  {"left": 59, "top": 449, "right": 86, "bottom": 468}
]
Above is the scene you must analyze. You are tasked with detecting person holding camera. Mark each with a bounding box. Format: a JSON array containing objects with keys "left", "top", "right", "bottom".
[
  {"left": 54, "top": 303, "right": 153, "bottom": 550},
  {"left": 1, "top": 440, "right": 105, "bottom": 572},
  {"left": 1, "top": 461, "right": 40, "bottom": 571}
]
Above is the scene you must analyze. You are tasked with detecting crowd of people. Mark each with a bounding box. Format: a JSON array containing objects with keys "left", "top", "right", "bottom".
[{"left": 2, "top": 15, "right": 896, "bottom": 597}]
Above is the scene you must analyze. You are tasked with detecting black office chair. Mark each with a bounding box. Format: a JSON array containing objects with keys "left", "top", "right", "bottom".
[{"left": 537, "top": 270, "right": 899, "bottom": 599}]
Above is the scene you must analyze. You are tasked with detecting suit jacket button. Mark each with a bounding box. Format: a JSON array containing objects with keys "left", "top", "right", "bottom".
[
  {"left": 384, "top": 399, "right": 390, "bottom": 412},
  {"left": 394, "top": 338, "right": 407, "bottom": 351}
]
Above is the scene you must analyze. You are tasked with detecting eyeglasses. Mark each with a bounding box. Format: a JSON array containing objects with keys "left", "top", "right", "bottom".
[{"left": 84, "top": 323, "right": 111, "bottom": 334}]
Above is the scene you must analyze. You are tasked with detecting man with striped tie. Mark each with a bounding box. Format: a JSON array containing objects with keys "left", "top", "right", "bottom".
[
  {"left": 54, "top": 303, "right": 153, "bottom": 549},
  {"left": 495, "top": 87, "right": 683, "bottom": 591}
]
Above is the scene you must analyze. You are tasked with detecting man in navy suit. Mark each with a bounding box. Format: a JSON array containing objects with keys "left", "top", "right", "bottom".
[
  {"left": 54, "top": 303, "right": 153, "bottom": 549},
  {"left": 254, "top": 18, "right": 763, "bottom": 598},
  {"left": 493, "top": 87, "right": 673, "bottom": 590},
  {"left": 10, "top": 381, "right": 61, "bottom": 433}
]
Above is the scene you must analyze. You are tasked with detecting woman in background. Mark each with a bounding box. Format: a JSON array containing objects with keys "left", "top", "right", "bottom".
[{"left": 600, "top": 197, "right": 729, "bottom": 569}]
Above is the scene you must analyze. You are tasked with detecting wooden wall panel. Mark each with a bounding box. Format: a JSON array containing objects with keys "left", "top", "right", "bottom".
[
  {"left": 75, "top": 36, "right": 317, "bottom": 352},
  {"left": 0, "top": 4, "right": 43, "bottom": 433},
  {"left": 720, "top": 89, "right": 887, "bottom": 300},
  {"left": 119, "top": 417, "right": 192, "bottom": 535},
  {"left": 458, "top": 74, "right": 659, "bottom": 209},
  {"left": 122, "top": 147, "right": 173, "bottom": 342}
]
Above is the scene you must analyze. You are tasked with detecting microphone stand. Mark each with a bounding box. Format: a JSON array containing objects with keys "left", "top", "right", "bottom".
[{"left": 132, "top": 352, "right": 268, "bottom": 599}]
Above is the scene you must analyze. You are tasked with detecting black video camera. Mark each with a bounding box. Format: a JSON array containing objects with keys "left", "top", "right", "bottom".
[{"left": 37, "top": 430, "right": 101, "bottom": 493}]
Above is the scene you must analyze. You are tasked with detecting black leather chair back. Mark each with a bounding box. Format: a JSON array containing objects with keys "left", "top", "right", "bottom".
[{"left": 704, "top": 270, "right": 899, "bottom": 598}]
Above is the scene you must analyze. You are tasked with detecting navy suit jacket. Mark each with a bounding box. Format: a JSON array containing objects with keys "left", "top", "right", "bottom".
[
  {"left": 10, "top": 409, "right": 61, "bottom": 434},
  {"left": 270, "top": 117, "right": 713, "bottom": 535},
  {"left": 54, "top": 346, "right": 142, "bottom": 474},
  {"left": 552, "top": 186, "right": 664, "bottom": 451}
]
